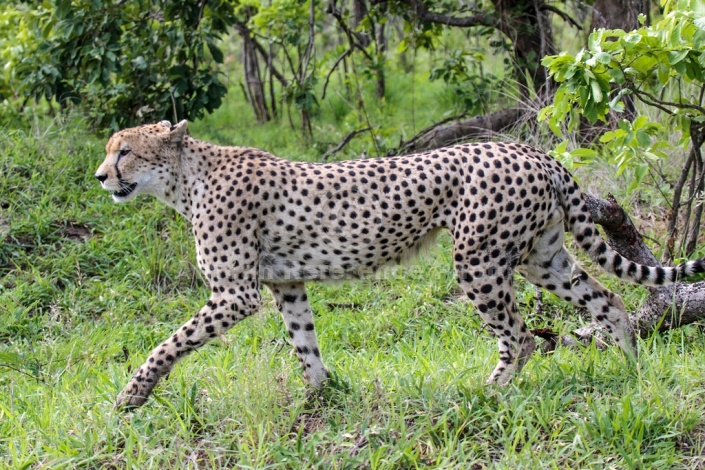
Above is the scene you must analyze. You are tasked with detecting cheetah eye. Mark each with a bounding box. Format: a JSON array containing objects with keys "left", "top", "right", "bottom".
[{"left": 118, "top": 148, "right": 130, "bottom": 159}]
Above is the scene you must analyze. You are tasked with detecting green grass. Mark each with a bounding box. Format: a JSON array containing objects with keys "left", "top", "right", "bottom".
[{"left": 2, "top": 73, "right": 705, "bottom": 468}]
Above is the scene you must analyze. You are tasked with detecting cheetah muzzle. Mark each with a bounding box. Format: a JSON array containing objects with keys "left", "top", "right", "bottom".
[{"left": 96, "top": 120, "right": 705, "bottom": 410}]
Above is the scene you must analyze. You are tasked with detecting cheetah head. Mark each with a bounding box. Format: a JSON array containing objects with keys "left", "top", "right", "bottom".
[{"left": 95, "top": 120, "right": 188, "bottom": 202}]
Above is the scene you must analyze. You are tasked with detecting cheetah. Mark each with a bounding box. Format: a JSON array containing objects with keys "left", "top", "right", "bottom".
[{"left": 95, "top": 120, "right": 705, "bottom": 409}]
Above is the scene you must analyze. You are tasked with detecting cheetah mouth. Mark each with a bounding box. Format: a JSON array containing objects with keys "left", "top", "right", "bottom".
[{"left": 113, "top": 182, "right": 138, "bottom": 199}]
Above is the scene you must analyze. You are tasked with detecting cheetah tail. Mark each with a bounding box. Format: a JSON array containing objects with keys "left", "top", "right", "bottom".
[{"left": 562, "top": 180, "right": 705, "bottom": 287}]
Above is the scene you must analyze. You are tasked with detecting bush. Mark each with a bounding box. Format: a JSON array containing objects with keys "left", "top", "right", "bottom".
[{"left": 13, "top": 0, "right": 236, "bottom": 130}]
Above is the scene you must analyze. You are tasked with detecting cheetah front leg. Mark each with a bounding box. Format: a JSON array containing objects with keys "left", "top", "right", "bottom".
[
  {"left": 267, "top": 282, "right": 329, "bottom": 387},
  {"left": 456, "top": 259, "right": 536, "bottom": 385},
  {"left": 116, "top": 289, "right": 261, "bottom": 410}
]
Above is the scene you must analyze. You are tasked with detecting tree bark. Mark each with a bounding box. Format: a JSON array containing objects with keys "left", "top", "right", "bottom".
[
  {"left": 683, "top": 125, "right": 704, "bottom": 256},
  {"left": 580, "top": 0, "right": 648, "bottom": 137},
  {"left": 374, "top": 2, "right": 387, "bottom": 99},
  {"left": 490, "top": 0, "right": 556, "bottom": 93},
  {"left": 353, "top": 0, "right": 370, "bottom": 47},
  {"left": 590, "top": 0, "right": 649, "bottom": 31},
  {"left": 242, "top": 31, "right": 271, "bottom": 123},
  {"left": 663, "top": 124, "right": 705, "bottom": 263}
]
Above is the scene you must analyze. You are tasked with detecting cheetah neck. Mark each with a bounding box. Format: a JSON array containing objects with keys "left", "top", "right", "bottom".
[{"left": 158, "top": 136, "right": 214, "bottom": 222}]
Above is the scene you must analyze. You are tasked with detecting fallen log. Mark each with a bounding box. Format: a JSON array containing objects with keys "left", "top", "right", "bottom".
[{"left": 395, "top": 106, "right": 525, "bottom": 154}]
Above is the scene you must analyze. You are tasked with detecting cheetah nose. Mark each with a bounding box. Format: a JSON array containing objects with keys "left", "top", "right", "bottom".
[{"left": 95, "top": 173, "right": 108, "bottom": 183}]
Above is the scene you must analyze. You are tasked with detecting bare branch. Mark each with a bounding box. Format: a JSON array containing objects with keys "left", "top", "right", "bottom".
[
  {"left": 0, "top": 363, "right": 47, "bottom": 385},
  {"left": 322, "top": 49, "right": 352, "bottom": 101},
  {"left": 540, "top": 4, "right": 583, "bottom": 30},
  {"left": 628, "top": 83, "right": 705, "bottom": 116},
  {"left": 300, "top": 0, "right": 317, "bottom": 83},
  {"left": 664, "top": 146, "right": 695, "bottom": 262},
  {"left": 397, "top": 111, "right": 468, "bottom": 151},
  {"left": 327, "top": 0, "right": 375, "bottom": 62},
  {"left": 322, "top": 127, "right": 373, "bottom": 159}
]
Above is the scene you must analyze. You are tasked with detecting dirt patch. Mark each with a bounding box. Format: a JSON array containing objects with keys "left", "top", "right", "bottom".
[
  {"left": 291, "top": 410, "right": 327, "bottom": 437},
  {"left": 56, "top": 221, "right": 92, "bottom": 242}
]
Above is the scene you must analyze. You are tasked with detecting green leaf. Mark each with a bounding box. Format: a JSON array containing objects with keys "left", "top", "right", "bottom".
[
  {"left": 667, "top": 49, "right": 689, "bottom": 65},
  {"left": 600, "top": 130, "right": 621, "bottom": 143},
  {"left": 570, "top": 148, "right": 598, "bottom": 159},
  {"left": 594, "top": 51, "right": 612, "bottom": 65},
  {"left": 622, "top": 32, "right": 642, "bottom": 46},
  {"left": 657, "top": 62, "right": 672, "bottom": 84},
  {"left": 627, "top": 163, "right": 649, "bottom": 192},
  {"left": 206, "top": 40, "right": 223, "bottom": 64},
  {"left": 636, "top": 129, "right": 651, "bottom": 148},
  {"left": 588, "top": 29, "right": 604, "bottom": 52},
  {"left": 695, "top": 16, "right": 705, "bottom": 30},
  {"left": 607, "top": 68, "right": 625, "bottom": 83},
  {"left": 132, "top": 56, "right": 147, "bottom": 70},
  {"left": 630, "top": 54, "right": 658, "bottom": 73},
  {"left": 635, "top": 163, "right": 648, "bottom": 183},
  {"left": 590, "top": 79, "right": 604, "bottom": 103},
  {"left": 609, "top": 96, "right": 625, "bottom": 113}
]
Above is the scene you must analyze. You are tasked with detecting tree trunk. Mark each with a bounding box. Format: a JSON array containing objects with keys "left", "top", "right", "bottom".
[
  {"left": 590, "top": 0, "right": 649, "bottom": 31},
  {"left": 302, "top": 109, "right": 312, "bottom": 143},
  {"left": 353, "top": 0, "right": 371, "bottom": 47},
  {"left": 242, "top": 32, "right": 270, "bottom": 123},
  {"left": 374, "top": 14, "right": 386, "bottom": 99},
  {"left": 401, "top": 0, "right": 555, "bottom": 93},
  {"left": 663, "top": 125, "right": 705, "bottom": 263},
  {"left": 580, "top": 0, "right": 648, "bottom": 137},
  {"left": 683, "top": 126, "right": 704, "bottom": 256},
  {"left": 491, "top": 0, "right": 556, "bottom": 94}
]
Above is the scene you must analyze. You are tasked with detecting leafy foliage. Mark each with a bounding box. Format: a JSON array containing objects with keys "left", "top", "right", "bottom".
[
  {"left": 429, "top": 48, "right": 507, "bottom": 115},
  {"left": 0, "top": 5, "right": 44, "bottom": 127},
  {"left": 542, "top": 4, "right": 704, "bottom": 127},
  {"left": 541, "top": 0, "right": 705, "bottom": 259},
  {"left": 540, "top": 0, "right": 705, "bottom": 179},
  {"left": 14, "top": 0, "right": 235, "bottom": 129},
  {"left": 540, "top": 1, "right": 705, "bottom": 146},
  {"left": 251, "top": 0, "right": 319, "bottom": 114}
]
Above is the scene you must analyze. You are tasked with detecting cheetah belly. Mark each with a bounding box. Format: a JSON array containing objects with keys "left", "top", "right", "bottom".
[{"left": 258, "top": 226, "right": 442, "bottom": 282}]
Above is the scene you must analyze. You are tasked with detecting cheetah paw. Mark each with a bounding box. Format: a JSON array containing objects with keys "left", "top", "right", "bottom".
[{"left": 115, "top": 384, "right": 150, "bottom": 411}]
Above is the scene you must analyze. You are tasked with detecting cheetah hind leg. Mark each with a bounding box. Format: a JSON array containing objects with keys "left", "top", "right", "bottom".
[
  {"left": 268, "top": 282, "right": 329, "bottom": 387},
  {"left": 518, "top": 241, "right": 637, "bottom": 359}
]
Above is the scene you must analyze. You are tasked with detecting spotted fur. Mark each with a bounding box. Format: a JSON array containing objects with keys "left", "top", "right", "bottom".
[{"left": 95, "top": 120, "right": 705, "bottom": 409}]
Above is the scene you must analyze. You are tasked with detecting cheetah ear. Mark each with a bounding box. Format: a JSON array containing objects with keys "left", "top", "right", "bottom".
[
  {"left": 158, "top": 120, "right": 171, "bottom": 128},
  {"left": 168, "top": 119, "right": 188, "bottom": 144}
]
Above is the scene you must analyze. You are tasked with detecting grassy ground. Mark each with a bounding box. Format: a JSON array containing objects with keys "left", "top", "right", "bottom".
[{"left": 2, "top": 67, "right": 705, "bottom": 468}]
